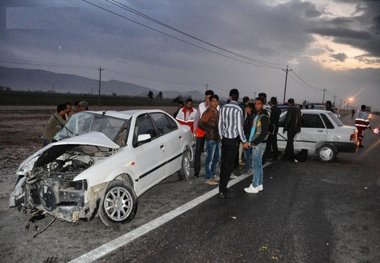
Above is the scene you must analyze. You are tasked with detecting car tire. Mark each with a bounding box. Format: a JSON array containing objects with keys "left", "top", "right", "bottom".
[
  {"left": 98, "top": 181, "right": 138, "bottom": 227},
  {"left": 317, "top": 144, "right": 336, "bottom": 162},
  {"left": 178, "top": 150, "right": 192, "bottom": 181}
]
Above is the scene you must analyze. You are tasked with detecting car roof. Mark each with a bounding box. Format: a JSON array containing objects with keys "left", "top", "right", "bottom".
[
  {"left": 86, "top": 109, "right": 166, "bottom": 120},
  {"left": 301, "top": 109, "right": 331, "bottom": 114}
]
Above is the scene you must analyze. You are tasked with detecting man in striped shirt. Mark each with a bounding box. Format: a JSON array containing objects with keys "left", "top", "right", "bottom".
[{"left": 218, "top": 89, "right": 250, "bottom": 198}]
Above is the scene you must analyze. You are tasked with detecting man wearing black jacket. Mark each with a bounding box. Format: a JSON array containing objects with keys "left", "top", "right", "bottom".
[
  {"left": 283, "top": 98, "right": 301, "bottom": 161},
  {"left": 264, "top": 97, "right": 281, "bottom": 161}
]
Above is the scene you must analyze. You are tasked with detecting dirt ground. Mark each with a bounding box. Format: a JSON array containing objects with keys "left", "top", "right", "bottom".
[{"left": 0, "top": 105, "right": 177, "bottom": 200}]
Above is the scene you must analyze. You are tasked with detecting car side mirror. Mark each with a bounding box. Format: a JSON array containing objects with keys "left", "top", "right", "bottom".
[{"left": 137, "top": 134, "right": 152, "bottom": 145}]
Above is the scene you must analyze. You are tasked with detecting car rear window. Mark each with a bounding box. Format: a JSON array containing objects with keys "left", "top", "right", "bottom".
[
  {"left": 328, "top": 112, "right": 344, "bottom": 126},
  {"left": 321, "top": 114, "right": 334, "bottom": 129}
]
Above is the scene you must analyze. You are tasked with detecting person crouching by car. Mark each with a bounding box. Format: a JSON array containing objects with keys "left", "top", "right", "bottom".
[
  {"left": 42, "top": 104, "right": 67, "bottom": 147},
  {"left": 244, "top": 97, "right": 269, "bottom": 194},
  {"left": 198, "top": 94, "right": 220, "bottom": 185},
  {"left": 176, "top": 98, "right": 197, "bottom": 133}
]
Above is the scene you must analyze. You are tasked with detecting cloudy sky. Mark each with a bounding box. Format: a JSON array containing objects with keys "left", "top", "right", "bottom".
[{"left": 1, "top": 0, "right": 379, "bottom": 110}]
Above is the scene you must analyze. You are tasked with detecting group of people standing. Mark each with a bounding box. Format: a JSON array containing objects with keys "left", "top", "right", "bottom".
[
  {"left": 175, "top": 89, "right": 301, "bottom": 198},
  {"left": 42, "top": 100, "right": 88, "bottom": 146}
]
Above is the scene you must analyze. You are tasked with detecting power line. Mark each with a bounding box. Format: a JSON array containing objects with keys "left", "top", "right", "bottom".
[
  {"left": 0, "top": 57, "right": 96, "bottom": 70},
  {"left": 80, "top": 0, "right": 282, "bottom": 70},
  {"left": 291, "top": 70, "right": 321, "bottom": 92},
  {"left": 105, "top": 0, "right": 284, "bottom": 69}
]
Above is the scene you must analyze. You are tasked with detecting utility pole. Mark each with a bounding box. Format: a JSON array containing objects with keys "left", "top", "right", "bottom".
[
  {"left": 322, "top": 88, "right": 327, "bottom": 103},
  {"left": 339, "top": 99, "right": 342, "bottom": 110},
  {"left": 254, "top": 91, "right": 257, "bottom": 98},
  {"left": 282, "top": 65, "right": 292, "bottom": 104},
  {"left": 333, "top": 95, "right": 336, "bottom": 106},
  {"left": 98, "top": 67, "right": 104, "bottom": 106}
]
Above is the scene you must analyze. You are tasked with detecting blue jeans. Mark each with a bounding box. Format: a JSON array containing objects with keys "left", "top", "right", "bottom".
[
  {"left": 244, "top": 148, "right": 252, "bottom": 172},
  {"left": 251, "top": 143, "right": 266, "bottom": 187},
  {"left": 205, "top": 140, "right": 220, "bottom": 179}
]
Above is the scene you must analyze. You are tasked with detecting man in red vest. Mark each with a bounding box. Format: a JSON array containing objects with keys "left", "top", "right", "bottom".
[{"left": 176, "top": 98, "right": 197, "bottom": 133}]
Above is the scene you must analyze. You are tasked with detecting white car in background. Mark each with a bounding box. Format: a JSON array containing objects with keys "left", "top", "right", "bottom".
[
  {"left": 277, "top": 109, "right": 357, "bottom": 162},
  {"left": 9, "top": 110, "right": 193, "bottom": 226}
]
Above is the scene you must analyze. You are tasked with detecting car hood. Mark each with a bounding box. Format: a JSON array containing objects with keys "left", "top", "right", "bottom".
[
  {"left": 53, "top": 131, "right": 120, "bottom": 149},
  {"left": 17, "top": 132, "right": 119, "bottom": 173}
]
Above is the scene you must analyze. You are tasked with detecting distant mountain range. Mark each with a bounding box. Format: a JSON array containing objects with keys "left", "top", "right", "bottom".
[{"left": 0, "top": 66, "right": 204, "bottom": 100}]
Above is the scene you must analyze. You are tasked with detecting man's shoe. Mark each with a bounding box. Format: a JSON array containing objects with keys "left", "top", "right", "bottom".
[
  {"left": 244, "top": 184, "right": 259, "bottom": 194},
  {"left": 230, "top": 174, "right": 238, "bottom": 179},
  {"left": 243, "top": 170, "right": 253, "bottom": 175},
  {"left": 194, "top": 172, "right": 199, "bottom": 178},
  {"left": 205, "top": 179, "right": 218, "bottom": 185},
  {"left": 257, "top": 185, "right": 263, "bottom": 191},
  {"left": 219, "top": 191, "right": 235, "bottom": 198},
  {"left": 213, "top": 175, "right": 220, "bottom": 182}
]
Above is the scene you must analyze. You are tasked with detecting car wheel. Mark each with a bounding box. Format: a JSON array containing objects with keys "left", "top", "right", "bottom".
[
  {"left": 178, "top": 150, "right": 192, "bottom": 181},
  {"left": 317, "top": 144, "right": 336, "bottom": 162},
  {"left": 98, "top": 181, "right": 138, "bottom": 227}
]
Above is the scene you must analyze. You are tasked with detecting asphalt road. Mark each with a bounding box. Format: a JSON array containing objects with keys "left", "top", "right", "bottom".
[
  {"left": 1, "top": 114, "right": 379, "bottom": 263},
  {"left": 99, "top": 115, "right": 380, "bottom": 263}
]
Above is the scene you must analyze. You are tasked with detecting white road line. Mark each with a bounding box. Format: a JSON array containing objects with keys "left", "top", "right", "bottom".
[{"left": 70, "top": 163, "right": 271, "bottom": 263}]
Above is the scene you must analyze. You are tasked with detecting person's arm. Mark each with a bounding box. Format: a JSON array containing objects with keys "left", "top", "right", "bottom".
[
  {"left": 252, "top": 116, "right": 269, "bottom": 145},
  {"left": 218, "top": 107, "right": 223, "bottom": 140},
  {"left": 236, "top": 108, "right": 247, "bottom": 143}
]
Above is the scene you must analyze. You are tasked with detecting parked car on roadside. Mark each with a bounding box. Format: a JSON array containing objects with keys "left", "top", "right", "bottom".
[
  {"left": 277, "top": 109, "right": 357, "bottom": 162},
  {"left": 9, "top": 110, "right": 194, "bottom": 226}
]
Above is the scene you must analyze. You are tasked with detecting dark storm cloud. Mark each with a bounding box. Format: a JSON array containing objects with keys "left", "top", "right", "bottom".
[
  {"left": 308, "top": 0, "right": 380, "bottom": 57},
  {"left": 331, "top": 53, "right": 347, "bottom": 62}
]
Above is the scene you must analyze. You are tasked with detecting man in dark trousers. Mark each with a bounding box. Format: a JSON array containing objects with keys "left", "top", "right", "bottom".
[
  {"left": 264, "top": 97, "right": 281, "bottom": 161},
  {"left": 283, "top": 98, "right": 301, "bottom": 161},
  {"left": 218, "top": 89, "right": 249, "bottom": 198}
]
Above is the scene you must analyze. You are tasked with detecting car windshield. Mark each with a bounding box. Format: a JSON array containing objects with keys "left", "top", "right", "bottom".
[
  {"left": 328, "top": 112, "right": 344, "bottom": 127},
  {"left": 54, "top": 112, "right": 130, "bottom": 145}
]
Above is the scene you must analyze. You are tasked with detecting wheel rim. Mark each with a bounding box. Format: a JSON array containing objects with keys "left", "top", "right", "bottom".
[
  {"left": 183, "top": 153, "right": 190, "bottom": 178},
  {"left": 104, "top": 187, "right": 133, "bottom": 221},
  {"left": 319, "top": 147, "right": 333, "bottom": 161}
]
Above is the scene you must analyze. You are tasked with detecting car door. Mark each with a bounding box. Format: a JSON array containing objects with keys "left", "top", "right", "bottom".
[
  {"left": 149, "top": 112, "right": 183, "bottom": 176},
  {"left": 132, "top": 114, "right": 166, "bottom": 194},
  {"left": 295, "top": 113, "right": 327, "bottom": 153}
]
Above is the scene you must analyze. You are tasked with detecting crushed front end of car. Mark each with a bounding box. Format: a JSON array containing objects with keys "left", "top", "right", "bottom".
[{"left": 9, "top": 132, "right": 119, "bottom": 223}]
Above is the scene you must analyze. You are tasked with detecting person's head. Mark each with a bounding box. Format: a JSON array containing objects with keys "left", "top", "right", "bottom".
[
  {"left": 177, "top": 101, "right": 184, "bottom": 108},
  {"left": 242, "top": 96, "right": 249, "bottom": 105},
  {"left": 209, "top": 94, "right": 219, "bottom": 109},
  {"left": 65, "top": 102, "right": 72, "bottom": 115},
  {"left": 205, "top": 90, "right": 214, "bottom": 106},
  {"left": 56, "top": 104, "right": 66, "bottom": 116},
  {"left": 245, "top": 102, "right": 255, "bottom": 115},
  {"left": 361, "top": 104, "right": 366, "bottom": 111},
  {"left": 326, "top": 100, "right": 332, "bottom": 108},
  {"left": 185, "top": 98, "right": 193, "bottom": 109},
  {"left": 270, "top": 96, "right": 277, "bottom": 106},
  {"left": 255, "top": 97, "right": 264, "bottom": 113},
  {"left": 77, "top": 101, "right": 88, "bottom": 112},
  {"left": 288, "top": 98, "right": 295, "bottom": 106},
  {"left": 229, "top": 89, "right": 239, "bottom": 102},
  {"left": 258, "top": 92, "right": 267, "bottom": 104}
]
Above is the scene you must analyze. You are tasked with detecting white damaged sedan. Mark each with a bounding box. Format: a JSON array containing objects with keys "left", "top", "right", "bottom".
[{"left": 9, "top": 109, "right": 194, "bottom": 226}]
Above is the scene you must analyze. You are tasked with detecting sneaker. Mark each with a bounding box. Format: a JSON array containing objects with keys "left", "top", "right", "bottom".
[
  {"left": 230, "top": 174, "right": 238, "bottom": 179},
  {"left": 213, "top": 175, "right": 220, "bottom": 182},
  {"left": 257, "top": 185, "right": 263, "bottom": 191},
  {"left": 205, "top": 179, "right": 218, "bottom": 185},
  {"left": 244, "top": 184, "right": 259, "bottom": 194}
]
